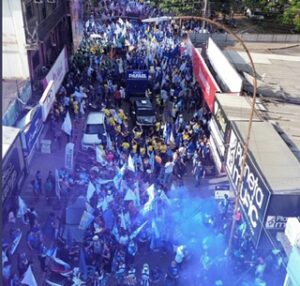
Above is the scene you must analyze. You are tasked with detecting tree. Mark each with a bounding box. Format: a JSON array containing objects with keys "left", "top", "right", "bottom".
[{"left": 282, "top": 0, "right": 300, "bottom": 31}]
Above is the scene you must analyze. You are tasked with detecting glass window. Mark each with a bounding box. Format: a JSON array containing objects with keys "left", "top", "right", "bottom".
[{"left": 86, "top": 124, "right": 105, "bottom": 135}]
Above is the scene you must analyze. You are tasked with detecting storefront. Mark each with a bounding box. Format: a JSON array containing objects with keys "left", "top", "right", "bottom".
[
  {"left": 225, "top": 121, "right": 300, "bottom": 248},
  {"left": 209, "top": 94, "right": 261, "bottom": 173},
  {"left": 2, "top": 126, "right": 27, "bottom": 223}
]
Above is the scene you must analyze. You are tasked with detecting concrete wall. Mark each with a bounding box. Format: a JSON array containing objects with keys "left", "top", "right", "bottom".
[
  {"left": 189, "top": 32, "right": 300, "bottom": 46},
  {"left": 2, "top": 0, "right": 30, "bottom": 79}
]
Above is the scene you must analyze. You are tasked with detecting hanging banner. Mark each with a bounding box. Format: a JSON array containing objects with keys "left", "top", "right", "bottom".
[
  {"left": 65, "top": 143, "right": 74, "bottom": 172},
  {"left": 226, "top": 129, "right": 271, "bottom": 247},
  {"left": 43, "top": 46, "right": 69, "bottom": 95},
  {"left": 192, "top": 47, "right": 220, "bottom": 112},
  {"left": 22, "top": 106, "right": 43, "bottom": 157},
  {"left": 39, "top": 80, "right": 55, "bottom": 122}
]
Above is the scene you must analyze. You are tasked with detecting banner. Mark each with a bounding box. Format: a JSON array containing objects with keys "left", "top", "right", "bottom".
[
  {"left": 226, "top": 129, "right": 271, "bottom": 247},
  {"left": 126, "top": 70, "right": 148, "bottom": 95},
  {"left": 22, "top": 106, "right": 43, "bottom": 156},
  {"left": 39, "top": 80, "right": 55, "bottom": 122},
  {"left": 191, "top": 47, "right": 219, "bottom": 112},
  {"left": 43, "top": 46, "right": 69, "bottom": 95},
  {"left": 64, "top": 142, "right": 74, "bottom": 172}
]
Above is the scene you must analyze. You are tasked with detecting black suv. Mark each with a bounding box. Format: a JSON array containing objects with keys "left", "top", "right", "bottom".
[{"left": 131, "top": 98, "right": 156, "bottom": 126}]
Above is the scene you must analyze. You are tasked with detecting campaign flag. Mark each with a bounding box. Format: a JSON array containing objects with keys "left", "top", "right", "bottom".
[
  {"left": 169, "top": 129, "right": 175, "bottom": 145},
  {"left": 79, "top": 211, "right": 95, "bottom": 230},
  {"left": 112, "top": 223, "right": 120, "bottom": 241},
  {"left": 160, "top": 190, "right": 171, "bottom": 206},
  {"left": 113, "top": 163, "right": 126, "bottom": 189},
  {"left": 152, "top": 219, "right": 160, "bottom": 238},
  {"left": 96, "top": 178, "right": 113, "bottom": 185},
  {"left": 21, "top": 266, "right": 38, "bottom": 286},
  {"left": 61, "top": 111, "right": 72, "bottom": 136},
  {"left": 163, "top": 123, "right": 167, "bottom": 140},
  {"left": 86, "top": 181, "right": 96, "bottom": 201},
  {"left": 106, "top": 134, "right": 113, "bottom": 150},
  {"left": 149, "top": 151, "right": 155, "bottom": 172},
  {"left": 79, "top": 248, "right": 88, "bottom": 280},
  {"left": 55, "top": 169, "right": 61, "bottom": 199},
  {"left": 120, "top": 212, "right": 127, "bottom": 230},
  {"left": 17, "top": 196, "right": 27, "bottom": 218},
  {"left": 130, "top": 220, "right": 149, "bottom": 240},
  {"left": 124, "top": 188, "right": 136, "bottom": 202},
  {"left": 127, "top": 154, "right": 135, "bottom": 172},
  {"left": 134, "top": 182, "right": 141, "bottom": 207},
  {"left": 142, "top": 184, "right": 155, "bottom": 214}
]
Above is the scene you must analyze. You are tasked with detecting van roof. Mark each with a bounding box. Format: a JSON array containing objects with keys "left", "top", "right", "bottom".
[{"left": 87, "top": 112, "right": 105, "bottom": 124}]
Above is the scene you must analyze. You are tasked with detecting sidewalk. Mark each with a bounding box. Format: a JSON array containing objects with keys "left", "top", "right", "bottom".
[{"left": 4, "top": 118, "right": 86, "bottom": 285}]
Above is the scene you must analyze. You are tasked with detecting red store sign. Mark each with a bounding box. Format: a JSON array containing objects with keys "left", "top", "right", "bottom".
[{"left": 191, "top": 47, "right": 219, "bottom": 112}]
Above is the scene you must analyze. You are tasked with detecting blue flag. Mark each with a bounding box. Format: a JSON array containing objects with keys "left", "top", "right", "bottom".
[{"left": 79, "top": 248, "right": 87, "bottom": 280}]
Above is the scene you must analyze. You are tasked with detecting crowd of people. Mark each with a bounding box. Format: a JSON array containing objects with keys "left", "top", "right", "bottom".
[{"left": 2, "top": 1, "right": 286, "bottom": 286}]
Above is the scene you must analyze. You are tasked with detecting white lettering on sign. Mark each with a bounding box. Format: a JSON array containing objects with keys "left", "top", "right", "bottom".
[
  {"left": 226, "top": 130, "right": 270, "bottom": 239},
  {"left": 128, "top": 72, "right": 147, "bottom": 79}
]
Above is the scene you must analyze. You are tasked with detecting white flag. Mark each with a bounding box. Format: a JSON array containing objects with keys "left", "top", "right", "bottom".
[
  {"left": 124, "top": 188, "right": 136, "bottom": 202},
  {"left": 21, "top": 266, "right": 38, "bottom": 286},
  {"left": 120, "top": 212, "right": 127, "bottom": 230},
  {"left": 86, "top": 181, "right": 96, "bottom": 201},
  {"left": 169, "top": 129, "right": 175, "bottom": 145},
  {"left": 61, "top": 112, "right": 72, "bottom": 136},
  {"left": 79, "top": 211, "right": 95, "bottom": 230},
  {"left": 106, "top": 135, "right": 113, "bottom": 150},
  {"left": 127, "top": 154, "right": 135, "bottom": 172},
  {"left": 17, "top": 196, "right": 27, "bottom": 218}
]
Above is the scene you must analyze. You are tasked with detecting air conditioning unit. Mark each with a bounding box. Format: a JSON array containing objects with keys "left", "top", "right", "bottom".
[{"left": 34, "top": 0, "right": 44, "bottom": 3}]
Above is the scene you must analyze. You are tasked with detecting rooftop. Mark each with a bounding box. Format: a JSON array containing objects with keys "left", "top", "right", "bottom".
[
  {"left": 233, "top": 121, "right": 300, "bottom": 194},
  {"left": 221, "top": 46, "right": 300, "bottom": 161}
]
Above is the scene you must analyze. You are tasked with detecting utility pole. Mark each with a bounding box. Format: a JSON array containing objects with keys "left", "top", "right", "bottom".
[{"left": 201, "top": 0, "right": 208, "bottom": 31}]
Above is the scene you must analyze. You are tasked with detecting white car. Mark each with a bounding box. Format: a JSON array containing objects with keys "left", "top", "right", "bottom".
[{"left": 82, "top": 112, "right": 107, "bottom": 150}]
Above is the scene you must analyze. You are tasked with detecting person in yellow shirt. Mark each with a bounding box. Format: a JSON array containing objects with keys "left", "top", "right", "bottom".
[
  {"left": 160, "top": 144, "right": 167, "bottom": 154},
  {"left": 114, "top": 124, "right": 121, "bottom": 135},
  {"left": 118, "top": 109, "right": 127, "bottom": 122},
  {"left": 133, "top": 126, "right": 143, "bottom": 139},
  {"left": 103, "top": 107, "right": 111, "bottom": 117},
  {"left": 122, "top": 141, "right": 130, "bottom": 152},
  {"left": 108, "top": 116, "right": 116, "bottom": 127},
  {"left": 140, "top": 146, "right": 146, "bottom": 157},
  {"left": 131, "top": 139, "right": 138, "bottom": 154},
  {"left": 155, "top": 122, "right": 161, "bottom": 134}
]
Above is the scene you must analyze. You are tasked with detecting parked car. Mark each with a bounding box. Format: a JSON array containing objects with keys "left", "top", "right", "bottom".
[
  {"left": 131, "top": 98, "right": 156, "bottom": 126},
  {"left": 245, "top": 8, "right": 265, "bottom": 20},
  {"left": 82, "top": 112, "right": 107, "bottom": 150}
]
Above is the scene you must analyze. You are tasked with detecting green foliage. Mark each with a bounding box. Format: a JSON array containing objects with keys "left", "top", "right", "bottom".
[{"left": 282, "top": 0, "right": 300, "bottom": 31}]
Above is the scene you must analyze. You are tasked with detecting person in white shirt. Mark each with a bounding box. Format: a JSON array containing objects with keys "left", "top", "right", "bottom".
[{"left": 163, "top": 159, "right": 175, "bottom": 186}]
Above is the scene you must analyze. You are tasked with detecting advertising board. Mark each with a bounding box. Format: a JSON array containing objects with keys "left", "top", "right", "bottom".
[
  {"left": 22, "top": 106, "right": 43, "bottom": 157},
  {"left": 207, "top": 38, "right": 242, "bottom": 93},
  {"left": 126, "top": 70, "right": 148, "bottom": 95},
  {"left": 191, "top": 47, "right": 219, "bottom": 112},
  {"left": 43, "top": 46, "right": 69, "bottom": 95},
  {"left": 226, "top": 129, "right": 271, "bottom": 247},
  {"left": 2, "top": 134, "right": 26, "bottom": 204},
  {"left": 39, "top": 80, "right": 55, "bottom": 121}
]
